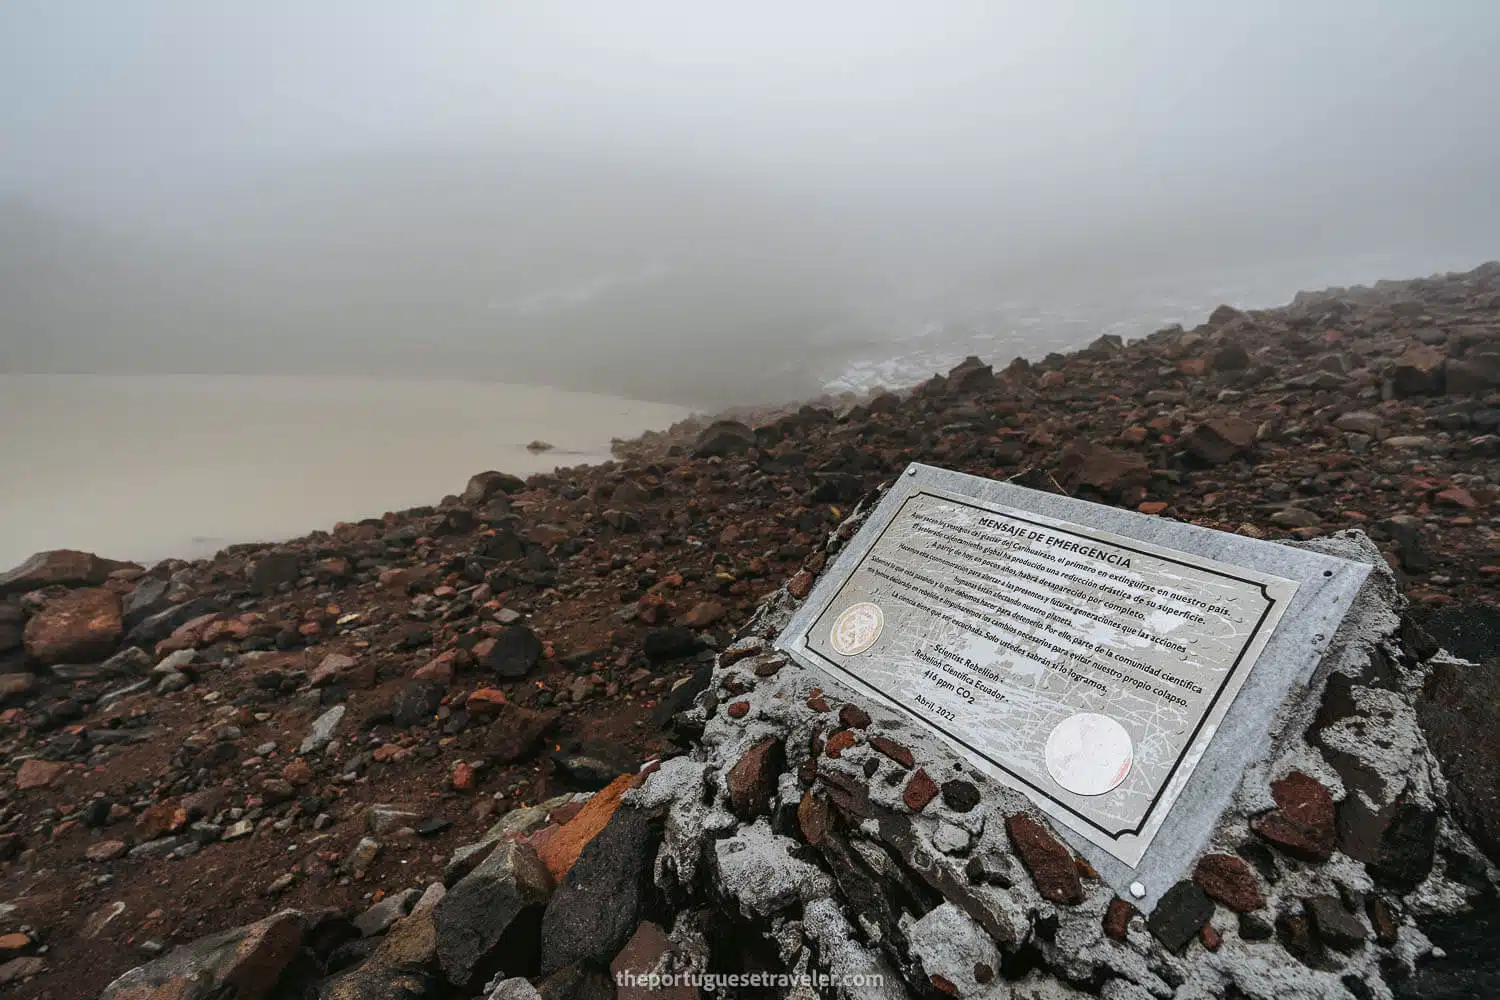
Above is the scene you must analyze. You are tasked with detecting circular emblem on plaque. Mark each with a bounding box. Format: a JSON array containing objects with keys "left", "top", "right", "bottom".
[
  {"left": 1045, "top": 713, "right": 1133, "bottom": 796},
  {"left": 829, "top": 602, "right": 884, "bottom": 656}
]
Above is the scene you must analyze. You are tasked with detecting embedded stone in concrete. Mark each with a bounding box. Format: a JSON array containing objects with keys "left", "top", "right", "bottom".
[
  {"left": 1006, "top": 814, "right": 1083, "bottom": 905},
  {"left": 1305, "top": 895, "right": 1368, "bottom": 953},
  {"left": 1250, "top": 771, "right": 1336, "bottom": 862},
  {"left": 1192, "top": 853, "right": 1264, "bottom": 912},
  {"left": 1147, "top": 882, "right": 1213, "bottom": 953}
]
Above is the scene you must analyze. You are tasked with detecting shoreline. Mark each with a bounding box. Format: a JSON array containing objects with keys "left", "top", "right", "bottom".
[
  {"left": 5, "top": 257, "right": 1498, "bottom": 574},
  {"left": 0, "top": 374, "right": 691, "bottom": 570}
]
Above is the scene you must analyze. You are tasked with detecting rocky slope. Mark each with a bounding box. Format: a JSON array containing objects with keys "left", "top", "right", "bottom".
[{"left": 0, "top": 261, "right": 1498, "bottom": 999}]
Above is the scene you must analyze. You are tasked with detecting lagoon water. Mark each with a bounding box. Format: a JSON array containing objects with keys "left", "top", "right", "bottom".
[{"left": 0, "top": 374, "right": 690, "bottom": 569}]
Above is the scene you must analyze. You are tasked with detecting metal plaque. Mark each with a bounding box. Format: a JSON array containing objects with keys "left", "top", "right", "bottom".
[{"left": 777, "top": 465, "right": 1371, "bottom": 896}]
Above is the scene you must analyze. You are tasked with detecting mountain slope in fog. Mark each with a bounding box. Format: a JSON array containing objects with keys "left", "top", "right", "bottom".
[{"left": 0, "top": 158, "right": 888, "bottom": 406}]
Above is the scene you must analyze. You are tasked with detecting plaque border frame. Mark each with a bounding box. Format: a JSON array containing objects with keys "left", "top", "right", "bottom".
[
  {"left": 794, "top": 488, "right": 1287, "bottom": 841},
  {"left": 775, "top": 463, "right": 1373, "bottom": 911}
]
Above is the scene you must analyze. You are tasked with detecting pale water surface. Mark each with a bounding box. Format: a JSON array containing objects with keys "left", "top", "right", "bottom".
[{"left": 0, "top": 375, "right": 690, "bottom": 569}]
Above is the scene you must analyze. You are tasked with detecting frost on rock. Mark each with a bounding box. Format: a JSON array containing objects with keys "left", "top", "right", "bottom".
[
  {"left": 903, "top": 903, "right": 1001, "bottom": 995},
  {"left": 801, "top": 898, "right": 907, "bottom": 1000},
  {"left": 642, "top": 513, "right": 1498, "bottom": 999},
  {"left": 715, "top": 819, "right": 833, "bottom": 918}
]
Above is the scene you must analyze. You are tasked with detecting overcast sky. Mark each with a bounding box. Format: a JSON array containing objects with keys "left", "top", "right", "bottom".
[{"left": 3, "top": 2, "right": 1498, "bottom": 401}]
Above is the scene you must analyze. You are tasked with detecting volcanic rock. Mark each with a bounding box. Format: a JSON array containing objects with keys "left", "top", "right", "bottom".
[
  {"left": 1057, "top": 444, "right": 1149, "bottom": 497},
  {"left": 1251, "top": 771, "right": 1336, "bottom": 862},
  {"left": 692, "top": 420, "right": 756, "bottom": 458},
  {"left": 1005, "top": 813, "right": 1083, "bottom": 905},
  {"left": 474, "top": 626, "right": 543, "bottom": 678},
  {"left": 1181, "top": 417, "right": 1257, "bottom": 465},
  {"left": 1192, "top": 853, "right": 1264, "bottom": 912},
  {"left": 642, "top": 626, "right": 702, "bottom": 662},
  {"left": 99, "top": 909, "right": 306, "bottom": 1000},
  {"left": 1147, "top": 882, "right": 1214, "bottom": 953},
  {"left": 1418, "top": 658, "right": 1500, "bottom": 860},
  {"left": 390, "top": 679, "right": 446, "bottom": 728},
  {"left": 23, "top": 587, "right": 122, "bottom": 664},
  {"left": 247, "top": 551, "right": 302, "bottom": 595},
  {"left": 463, "top": 471, "right": 526, "bottom": 504},
  {"left": 485, "top": 705, "right": 559, "bottom": 764},
  {"left": 1302, "top": 895, "right": 1367, "bottom": 953},
  {"left": 0, "top": 549, "right": 134, "bottom": 595},
  {"left": 1386, "top": 345, "right": 1446, "bottom": 397},
  {"left": 726, "top": 737, "right": 782, "bottom": 818},
  {"left": 539, "top": 805, "right": 659, "bottom": 974},
  {"left": 434, "top": 841, "right": 553, "bottom": 987}
]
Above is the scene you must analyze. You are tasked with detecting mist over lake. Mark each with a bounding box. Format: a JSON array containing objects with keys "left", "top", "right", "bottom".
[
  {"left": 2, "top": 2, "right": 1497, "bottom": 559},
  {"left": 0, "top": 375, "right": 687, "bottom": 568}
]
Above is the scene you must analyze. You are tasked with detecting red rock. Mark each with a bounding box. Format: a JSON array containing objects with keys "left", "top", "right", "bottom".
[
  {"left": 930, "top": 974, "right": 959, "bottom": 996},
  {"left": 1138, "top": 501, "right": 1168, "bottom": 515},
  {"left": 1434, "top": 486, "right": 1477, "bottom": 509},
  {"left": 1058, "top": 443, "right": 1150, "bottom": 496},
  {"left": 1367, "top": 896, "right": 1399, "bottom": 946},
  {"left": 727, "top": 737, "right": 783, "bottom": 818},
  {"left": 135, "top": 802, "right": 181, "bottom": 839},
  {"left": 1200, "top": 922, "right": 1222, "bottom": 951},
  {"left": 15, "top": 759, "right": 66, "bottom": 790},
  {"left": 413, "top": 649, "right": 458, "bottom": 684},
  {"left": 1006, "top": 813, "right": 1084, "bottom": 905},
  {"left": 726, "top": 700, "right": 750, "bottom": 719},
  {"left": 1386, "top": 345, "right": 1446, "bottom": 397},
  {"left": 611, "top": 921, "right": 696, "bottom": 1000},
  {"left": 535, "top": 773, "right": 633, "bottom": 881},
  {"left": 823, "top": 729, "right": 856, "bottom": 758},
  {"left": 1104, "top": 898, "right": 1136, "bottom": 941},
  {"left": 1250, "top": 771, "right": 1336, "bottom": 862},
  {"left": 86, "top": 840, "right": 128, "bottom": 862},
  {"left": 838, "top": 704, "right": 871, "bottom": 729},
  {"left": 22, "top": 588, "right": 122, "bottom": 664},
  {"left": 806, "top": 694, "right": 830, "bottom": 712},
  {"left": 903, "top": 768, "right": 939, "bottom": 812},
  {"left": 0, "top": 932, "right": 32, "bottom": 957},
  {"left": 1181, "top": 417, "right": 1257, "bottom": 465},
  {"left": 753, "top": 657, "right": 784, "bottom": 677},
  {"left": 451, "top": 762, "right": 476, "bottom": 791},
  {"left": 718, "top": 644, "right": 761, "bottom": 667},
  {"left": 787, "top": 571, "right": 815, "bottom": 600},
  {"left": 281, "top": 759, "right": 314, "bottom": 786},
  {"left": 1193, "top": 853, "right": 1264, "bottom": 912},
  {"left": 465, "top": 688, "right": 508, "bottom": 715},
  {"left": 484, "top": 704, "right": 559, "bottom": 764},
  {"left": 372, "top": 744, "right": 406, "bottom": 763},
  {"left": 96, "top": 908, "right": 306, "bottom": 1000},
  {"left": 869, "top": 735, "right": 913, "bottom": 769},
  {"left": 1177, "top": 357, "right": 1209, "bottom": 376},
  {"left": 0, "top": 549, "right": 135, "bottom": 596},
  {"left": 548, "top": 801, "right": 586, "bottom": 826},
  {"left": 307, "top": 653, "right": 355, "bottom": 687},
  {"left": 797, "top": 790, "right": 832, "bottom": 846},
  {"left": 678, "top": 600, "right": 726, "bottom": 628}
]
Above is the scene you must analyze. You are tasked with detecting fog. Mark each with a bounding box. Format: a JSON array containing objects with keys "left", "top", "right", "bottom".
[{"left": 3, "top": 2, "right": 1499, "bottom": 406}]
